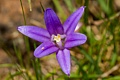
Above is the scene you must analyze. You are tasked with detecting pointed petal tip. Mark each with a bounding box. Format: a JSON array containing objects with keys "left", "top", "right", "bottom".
[
  {"left": 46, "top": 8, "right": 52, "bottom": 10},
  {"left": 34, "top": 52, "right": 41, "bottom": 58},
  {"left": 82, "top": 6, "right": 86, "bottom": 8},
  {"left": 63, "top": 6, "right": 85, "bottom": 34},
  {"left": 56, "top": 49, "right": 71, "bottom": 76},
  {"left": 78, "top": 33, "right": 87, "bottom": 43},
  {"left": 45, "top": 8, "right": 52, "bottom": 12},
  {"left": 83, "top": 34, "right": 87, "bottom": 42},
  {"left": 79, "top": 6, "right": 85, "bottom": 11},
  {"left": 67, "top": 73, "right": 70, "bottom": 76},
  {"left": 34, "top": 51, "right": 38, "bottom": 58},
  {"left": 80, "top": 34, "right": 87, "bottom": 43},
  {"left": 18, "top": 26, "right": 23, "bottom": 32},
  {"left": 17, "top": 27, "right": 21, "bottom": 31},
  {"left": 17, "top": 26, "right": 26, "bottom": 32},
  {"left": 33, "top": 50, "right": 44, "bottom": 58},
  {"left": 64, "top": 70, "right": 70, "bottom": 76}
]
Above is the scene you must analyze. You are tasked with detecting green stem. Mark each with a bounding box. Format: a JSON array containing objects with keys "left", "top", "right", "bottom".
[{"left": 20, "top": 0, "right": 27, "bottom": 25}]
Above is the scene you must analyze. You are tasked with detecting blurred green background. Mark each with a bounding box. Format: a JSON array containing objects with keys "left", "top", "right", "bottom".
[{"left": 0, "top": 0, "right": 120, "bottom": 80}]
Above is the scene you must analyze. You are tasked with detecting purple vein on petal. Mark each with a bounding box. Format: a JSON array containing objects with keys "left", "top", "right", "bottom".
[
  {"left": 18, "top": 26, "right": 50, "bottom": 42},
  {"left": 28, "top": 30, "right": 50, "bottom": 40},
  {"left": 56, "top": 49, "right": 70, "bottom": 76},
  {"left": 65, "top": 33, "right": 87, "bottom": 48},
  {"left": 34, "top": 41, "right": 58, "bottom": 58},
  {"left": 35, "top": 45, "right": 55, "bottom": 57},
  {"left": 63, "top": 6, "right": 85, "bottom": 35},
  {"left": 65, "top": 12, "right": 80, "bottom": 33},
  {"left": 44, "top": 8, "right": 64, "bottom": 35}
]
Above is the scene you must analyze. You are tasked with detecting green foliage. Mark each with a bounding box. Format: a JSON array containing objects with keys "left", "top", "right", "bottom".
[{"left": 1, "top": 0, "right": 120, "bottom": 80}]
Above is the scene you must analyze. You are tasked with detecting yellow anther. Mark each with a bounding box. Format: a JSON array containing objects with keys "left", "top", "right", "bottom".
[{"left": 53, "top": 34, "right": 61, "bottom": 42}]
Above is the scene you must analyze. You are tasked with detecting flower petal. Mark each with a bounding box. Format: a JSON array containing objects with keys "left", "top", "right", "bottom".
[
  {"left": 34, "top": 41, "right": 58, "bottom": 58},
  {"left": 63, "top": 6, "right": 85, "bottom": 35},
  {"left": 56, "top": 49, "right": 71, "bottom": 76},
  {"left": 18, "top": 26, "right": 50, "bottom": 42},
  {"left": 44, "top": 8, "right": 64, "bottom": 35},
  {"left": 65, "top": 33, "right": 87, "bottom": 48}
]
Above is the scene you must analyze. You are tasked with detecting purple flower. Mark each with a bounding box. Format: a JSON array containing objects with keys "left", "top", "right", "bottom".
[{"left": 18, "top": 6, "right": 87, "bottom": 76}]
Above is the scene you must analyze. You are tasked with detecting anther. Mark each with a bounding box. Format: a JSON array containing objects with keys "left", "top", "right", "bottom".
[{"left": 53, "top": 34, "right": 61, "bottom": 42}]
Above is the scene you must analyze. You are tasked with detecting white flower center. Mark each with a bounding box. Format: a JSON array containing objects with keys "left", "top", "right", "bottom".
[{"left": 53, "top": 34, "right": 61, "bottom": 42}]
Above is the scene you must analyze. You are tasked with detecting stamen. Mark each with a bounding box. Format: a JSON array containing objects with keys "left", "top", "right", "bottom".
[{"left": 53, "top": 34, "right": 61, "bottom": 42}]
